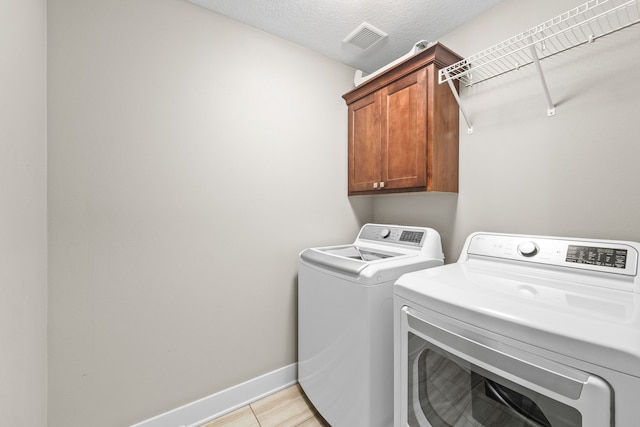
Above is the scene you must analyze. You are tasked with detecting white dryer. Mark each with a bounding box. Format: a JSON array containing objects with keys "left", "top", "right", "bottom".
[
  {"left": 394, "top": 232, "right": 640, "bottom": 427},
  {"left": 299, "top": 224, "right": 444, "bottom": 427}
]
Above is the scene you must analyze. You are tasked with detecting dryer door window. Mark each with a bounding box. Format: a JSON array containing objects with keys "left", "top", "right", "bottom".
[
  {"left": 408, "top": 333, "right": 580, "bottom": 426},
  {"left": 401, "top": 307, "right": 612, "bottom": 427}
]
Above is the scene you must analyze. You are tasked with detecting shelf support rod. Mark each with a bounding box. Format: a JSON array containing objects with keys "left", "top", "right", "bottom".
[
  {"left": 529, "top": 40, "right": 556, "bottom": 116},
  {"left": 442, "top": 68, "right": 474, "bottom": 134}
]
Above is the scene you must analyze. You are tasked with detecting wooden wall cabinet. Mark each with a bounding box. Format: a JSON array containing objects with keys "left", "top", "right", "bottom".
[{"left": 342, "top": 43, "right": 462, "bottom": 196}]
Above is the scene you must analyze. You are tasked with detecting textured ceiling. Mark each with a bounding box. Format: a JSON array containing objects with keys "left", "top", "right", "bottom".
[{"left": 187, "top": 0, "right": 503, "bottom": 74}]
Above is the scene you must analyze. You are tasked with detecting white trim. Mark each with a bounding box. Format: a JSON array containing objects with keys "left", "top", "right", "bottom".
[{"left": 129, "top": 363, "right": 298, "bottom": 427}]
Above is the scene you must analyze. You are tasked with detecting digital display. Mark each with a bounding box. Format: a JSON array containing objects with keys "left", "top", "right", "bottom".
[
  {"left": 400, "top": 231, "right": 424, "bottom": 244},
  {"left": 566, "top": 245, "right": 627, "bottom": 269}
]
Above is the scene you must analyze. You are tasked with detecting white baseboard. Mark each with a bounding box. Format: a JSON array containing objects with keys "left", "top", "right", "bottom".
[{"left": 130, "top": 363, "right": 298, "bottom": 427}]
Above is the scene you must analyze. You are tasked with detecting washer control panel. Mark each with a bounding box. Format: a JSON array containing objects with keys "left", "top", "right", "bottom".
[
  {"left": 358, "top": 224, "right": 426, "bottom": 247},
  {"left": 466, "top": 233, "right": 639, "bottom": 276}
]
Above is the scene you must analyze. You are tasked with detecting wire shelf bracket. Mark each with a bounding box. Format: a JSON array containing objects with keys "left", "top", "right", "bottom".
[{"left": 439, "top": 0, "right": 640, "bottom": 134}]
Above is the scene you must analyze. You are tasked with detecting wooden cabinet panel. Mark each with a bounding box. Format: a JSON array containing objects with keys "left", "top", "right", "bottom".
[
  {"left": 381, "top": 68, "right": 427, "bottom": 190},
  {"left": 348, "top": 92, "right": 381, "bottom": 193},
  {"left": 342, "top": 43, "right": 461, "bottom": 196}
]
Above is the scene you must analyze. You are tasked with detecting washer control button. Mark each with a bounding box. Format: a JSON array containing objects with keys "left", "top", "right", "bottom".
[
  {"left": 380, "top": 228, "right": 391, "bottom": 238},
  {"left": 518, "top": 241, "right": 539, "bottom": 257}
]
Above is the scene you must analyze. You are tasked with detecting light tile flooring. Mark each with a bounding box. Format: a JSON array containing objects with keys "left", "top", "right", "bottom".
[{"left": 201, "top": 384, "right": 330, "bottom": 427}]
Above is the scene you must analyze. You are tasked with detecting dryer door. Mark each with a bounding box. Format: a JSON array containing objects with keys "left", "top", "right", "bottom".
[{"left": 399, "top": 307, "right": 612, "bottom": 427}]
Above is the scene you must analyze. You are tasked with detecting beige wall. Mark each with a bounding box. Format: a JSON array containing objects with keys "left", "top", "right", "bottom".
[
  {"left": 46, "top": 0, "right": 640, "bottom": 425},
  {"left": 374, "top": 0, "right": 640, "bottom": 262},
  {"left": 0, "top": 0, "right": 48, "bottom": 425},
  {"left": 47, "top": 0, "right": 370, "bottom": 426}
]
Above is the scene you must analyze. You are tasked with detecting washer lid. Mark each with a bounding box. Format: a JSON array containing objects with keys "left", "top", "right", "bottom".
[
  {"left": 300, "top": 245, "right": 443, "bottom": 281},
  {"left": 319, "top": 245, "right": 402, "bottom": 262},
  {"left": 299, "top": 246, "right": 382, "bottom": 275},
  {"left": 394, "top": 262, "right": 640, "bottom": 377}
]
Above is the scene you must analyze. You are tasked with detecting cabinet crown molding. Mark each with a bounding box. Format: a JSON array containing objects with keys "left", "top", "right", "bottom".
[{"left": 343, "top": 43, "right": 462, "bottom": 105}]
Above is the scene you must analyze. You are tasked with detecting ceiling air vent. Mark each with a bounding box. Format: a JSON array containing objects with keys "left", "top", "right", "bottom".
[{"left": 343, "top": 22, "right": 388, "bottom": 50}]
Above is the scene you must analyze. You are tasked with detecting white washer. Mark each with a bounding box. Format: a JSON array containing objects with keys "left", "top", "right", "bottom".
[
  {"left": 394, "top": 232, "right": 640, "bottom": 427},
  {"left": 299, "top": 224, "right": 444, "bottom": 427}
]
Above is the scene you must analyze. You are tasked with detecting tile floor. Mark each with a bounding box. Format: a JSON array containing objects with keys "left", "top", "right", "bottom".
[{"left": 200, "top": 383, "right": 330, "bottom": 427}]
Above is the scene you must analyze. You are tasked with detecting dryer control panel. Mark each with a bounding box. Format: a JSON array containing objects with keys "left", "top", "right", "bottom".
[{"left": 465, "top": 233, "right": 640, "bottom": 278}]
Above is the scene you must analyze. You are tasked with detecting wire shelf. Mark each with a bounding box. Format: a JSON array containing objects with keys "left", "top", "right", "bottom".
[{"left": 439, "top": 0, "right": 640, "bottom": 87}]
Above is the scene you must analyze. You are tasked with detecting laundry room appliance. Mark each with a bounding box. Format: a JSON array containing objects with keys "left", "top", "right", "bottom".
[
  {"left": 299, "top": 224, "right": 444, "bottom": 427},
  {"left": 394, "top": 232, "right": 640, "bottom": 427}
]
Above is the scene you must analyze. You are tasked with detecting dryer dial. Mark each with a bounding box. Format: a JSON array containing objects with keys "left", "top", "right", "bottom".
[{"left": 518, "top": 241, "right": 539, "bottom": 257}]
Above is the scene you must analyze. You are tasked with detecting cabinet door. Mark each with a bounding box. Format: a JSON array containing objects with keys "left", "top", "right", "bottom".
[
  {"left": 380, "top": 69, "right": 427, "bottom": 190},
  {"left": 348, "top": 92, "right": 381, "bottom": 194}
]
